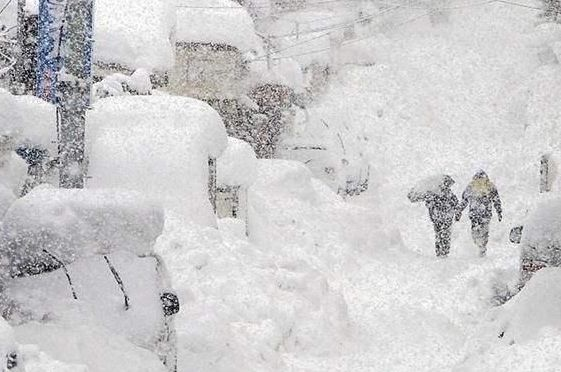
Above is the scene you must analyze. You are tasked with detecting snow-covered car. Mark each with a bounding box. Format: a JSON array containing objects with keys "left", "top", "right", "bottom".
[
  {"left": 0, "top": 188, "right": 179, "bottom": 372},
  {"left": 510, "top": 198, "right": 561, "bottom": 289},
  {"left": 279, "top": 117, "right": 370, "bottom": 196}
]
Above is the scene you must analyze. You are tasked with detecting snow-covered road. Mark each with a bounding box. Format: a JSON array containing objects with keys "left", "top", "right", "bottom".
[
  {"left": 158, "top": 2, "right": 561, "bottom": 371},
  {"left": 279, "top": 2, "right": 559, "bottom": 370}
]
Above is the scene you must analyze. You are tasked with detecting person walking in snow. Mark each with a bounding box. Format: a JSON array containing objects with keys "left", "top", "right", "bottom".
[
  {"left": 456, "top": 170, "right": 502, "bottom": 257},
  {"left": 408, "top": 175, "right": 459, "bottom": 257}
]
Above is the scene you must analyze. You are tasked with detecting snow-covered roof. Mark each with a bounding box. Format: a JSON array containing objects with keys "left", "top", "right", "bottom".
[
  {"left": 86, "top": 95, "right": 228, "bottom": 224},
  {"left": 95, "top": 0, "right": 175, "bottom": 71},
  {"left": 176, "top": 0, "right": 263, "bottom": 53},
  {"left": 217, "top": 137, "right": 257, "bottom": 187}
]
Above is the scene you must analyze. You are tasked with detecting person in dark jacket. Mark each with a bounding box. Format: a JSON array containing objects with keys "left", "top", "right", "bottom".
[
  {"left": 409, "top": 175, "right": 459, "bottom": 257},
  {"left": 456, "top": 170, "right": 502, "bottom": 257}
]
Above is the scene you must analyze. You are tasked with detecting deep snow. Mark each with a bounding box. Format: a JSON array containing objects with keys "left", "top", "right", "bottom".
[{"left": 2, "top": 0, "right": 561, "bottom": 371}]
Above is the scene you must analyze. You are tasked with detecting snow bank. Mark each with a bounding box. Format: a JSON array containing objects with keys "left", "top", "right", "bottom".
[
  {"left": 15, "top": 321, "right": 166, "bottom": 372},
  {"left": 87, "top": 95, "right": 228, "bottom": 223},
  {"left": 154, "top": 159, "right": 393, "bottom": 371},
  {"left": 217, "top": 137, "right": 257, "bottom": 187},
  {"left": 0, "top": 187, "right": 164, "bottom": 274},
  {"left": 176, "top": 0, "right": 263, "bottom": 53},
  {"left": 94, "top": 0, "right": 174, "bottom": 71},
  {"left": 21, "top": 345, "right": 88, "bottom": 372},
  {"left": 459, "top": 269, "right": 561, "bottom": 371},
  {"left": 0, "top": 318, "right": 16, "bottom": 364},
  {"left": 499, "top": 268, "right": 561, "bottom": 343}
]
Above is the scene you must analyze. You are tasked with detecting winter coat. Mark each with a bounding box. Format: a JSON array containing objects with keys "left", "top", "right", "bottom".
[
  {"left": 424, "top": 188, "right": 459, "bottom": 228},
  {"left": 458, "top": 178, "right": 502, "bottom": 221}
]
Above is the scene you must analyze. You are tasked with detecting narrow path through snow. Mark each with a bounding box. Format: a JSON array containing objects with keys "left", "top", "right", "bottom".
[{"left": 285, "top": 2, "right": 539, "bottom": 370}]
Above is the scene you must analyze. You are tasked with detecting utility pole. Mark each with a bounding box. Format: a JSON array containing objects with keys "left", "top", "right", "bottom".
[
  {"left": 56, "top": 0, "right": 94, "bottom": 188},
  {"left": 37, "top": 0, "right": 94, "bottom": 188}
]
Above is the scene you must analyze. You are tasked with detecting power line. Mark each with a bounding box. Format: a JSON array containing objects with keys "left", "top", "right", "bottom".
[
  {"left": 270, "top": 6, "right": 401, "bottom": 39},
  {"left": 264, "top": 0, "right": 541, "bottom": 61},
  {"left": 0, "top": 0, "right": 13, "bottom": 17},
  {"left": 255, "top": 0, "right": 509, "bottom": 62},
  {"left": 494, "top": 0, "right": 541, "bottom": 9},
  {"left": 176, "top": 0, "right": 363, "bottom": 9},
  {"left": 258, "top": 5, "right": 403, "bottom": 58}
]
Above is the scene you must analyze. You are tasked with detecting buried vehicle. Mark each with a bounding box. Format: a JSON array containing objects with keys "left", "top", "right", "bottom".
[
  {"left": 279, "top": 117, "right": 370, "bottom": 197},
  {"left": 509, "top": 198, "right": 561, "bottom": 289},
  {"left": 0, "top": 188, "right": 179, "bottom": 372}
]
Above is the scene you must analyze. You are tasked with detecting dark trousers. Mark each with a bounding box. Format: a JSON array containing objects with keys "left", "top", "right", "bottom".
[
  {"left": 470, "top": 217, "right": 490, "bottom": 256},
  {"left": 434, "top": 222, "right": 452, "bottom": 257}
]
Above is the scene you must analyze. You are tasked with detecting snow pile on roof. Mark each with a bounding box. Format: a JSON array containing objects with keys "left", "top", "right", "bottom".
[
  {"left": 176, "top": 0, "right": 263, "bottom": 53},
  {"left": 95, "top": 0, "right": 174, "bottom": 71},
  {"left": 217, "top": 137, "right": 257, "bottom": 187},
  {"left": 0, "top": 89, "right": 56, "bottom": 149},
  {"left": 0, "top": 187, "right": 164, "bottom": 275},
  {"left": 87, "top": 95, "right": 227, "bottom": 224}
]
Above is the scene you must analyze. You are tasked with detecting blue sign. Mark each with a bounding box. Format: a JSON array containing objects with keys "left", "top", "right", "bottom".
[{"left": 36, "top": 0, "right": 68, "bottom": 103}]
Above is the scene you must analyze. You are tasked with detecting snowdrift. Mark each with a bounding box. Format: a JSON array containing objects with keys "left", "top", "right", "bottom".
[
  {"left": 153, "top": 159, "right": 392, "bottom": 371},
  {"left": 499, "top": 268, "right": 561, "bottom": 343},
  {"left": 217, "top": 137, "right": 257, "bottom": 187}
]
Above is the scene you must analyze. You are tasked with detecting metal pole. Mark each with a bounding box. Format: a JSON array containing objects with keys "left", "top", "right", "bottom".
[{"left": 57, "top": 0, "right": 94, "bottom": 188}]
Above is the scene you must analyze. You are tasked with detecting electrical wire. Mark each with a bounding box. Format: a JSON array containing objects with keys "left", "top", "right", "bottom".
[
  {"left": 177, "top": 0, "right": 363, "bottom": 9},
  {"left": 269, "top": 6, "right": 401, "bottom": 39},
  {"left": 255, "top": 5, "right": 403, "bottom": 59},
  {"left": 494, "top": 0, "right": 541, "bottom": 9},
  {"left": 0, "top": 0, "right": 13, "bottom": 17},
  {"left": 255, "top": 0, "right": 540, "bottom": 62}
]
